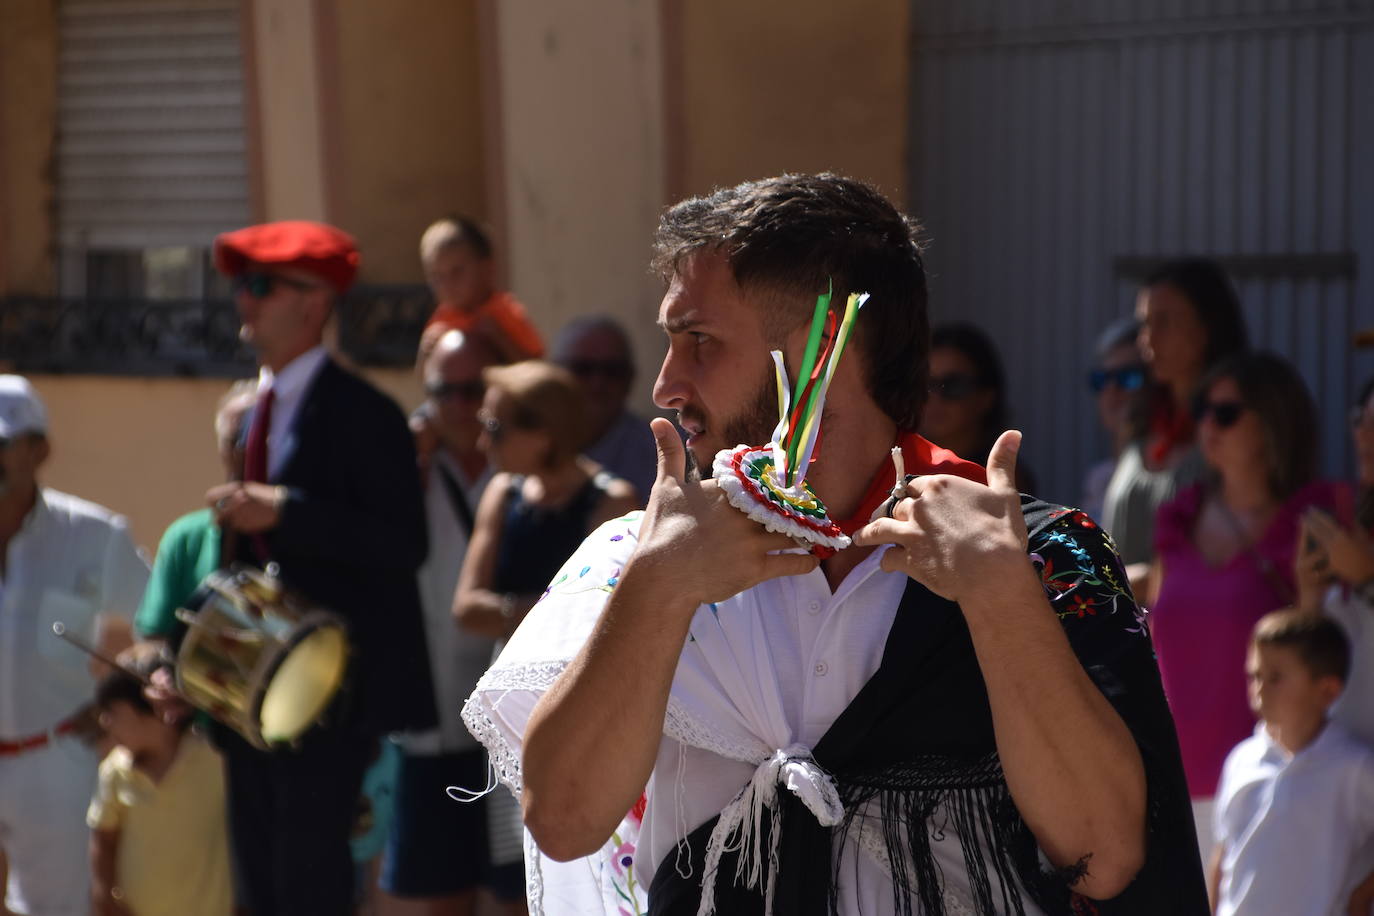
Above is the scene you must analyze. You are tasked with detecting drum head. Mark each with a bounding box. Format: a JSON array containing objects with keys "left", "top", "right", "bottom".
[{"left": 258, "top": 624, "right": 348, "bottom": 743}]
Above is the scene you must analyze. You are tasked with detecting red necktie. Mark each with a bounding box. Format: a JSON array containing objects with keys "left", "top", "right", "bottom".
[{"left": 242, "top": 387, "right": 275, "bottom": 484}]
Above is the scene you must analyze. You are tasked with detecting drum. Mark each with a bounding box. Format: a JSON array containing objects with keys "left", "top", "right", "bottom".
[{"left": 176, "top": 565, "right": 349, "bottom": 749}]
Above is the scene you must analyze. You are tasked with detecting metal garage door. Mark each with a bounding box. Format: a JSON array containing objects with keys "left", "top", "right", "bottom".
[
  {"left": 56, "top": 0, "right": 250, "bottom": 297},
  {"left": 910, "top": 0, "right": 1374, "bottom": 505}
]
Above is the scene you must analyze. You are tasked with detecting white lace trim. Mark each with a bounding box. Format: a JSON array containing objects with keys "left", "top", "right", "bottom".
[
  {"left": 523, "top": 829, "right": 545, "bottom": 907},
  {"left": 664, "top": 695, "right": 768, "bottom": 765},
  {"left": 460, "top": 659, "right": 570, "bottom": 796}
]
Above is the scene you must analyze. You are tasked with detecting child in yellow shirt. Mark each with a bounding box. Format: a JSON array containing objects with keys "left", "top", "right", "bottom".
[{"left": 87, "top": 657, "right": 231, "bottom": 916}]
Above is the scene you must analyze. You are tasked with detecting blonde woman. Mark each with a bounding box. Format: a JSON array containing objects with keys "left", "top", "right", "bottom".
[{"left": 454, "top": 359, "right": 639, "bottom": 639}]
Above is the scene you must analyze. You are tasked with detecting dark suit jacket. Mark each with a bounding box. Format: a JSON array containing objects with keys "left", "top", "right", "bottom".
[{"left": 236, "top": 358, "right": 438, "bottom": 736}]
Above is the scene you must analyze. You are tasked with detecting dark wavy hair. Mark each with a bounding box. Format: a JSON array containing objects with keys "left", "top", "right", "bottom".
[
  {"left": 1142, "top": 258, "right": 1250, "bottom": 367},
  {"left": 1197, "top": 351, "right": 1318, "bottom": 501},
  {"left": 651, "top": 173, "right": 930, "bottom": 430},
  {"left": 930, "top": 322, "right": 1008, "bottom": 448}
]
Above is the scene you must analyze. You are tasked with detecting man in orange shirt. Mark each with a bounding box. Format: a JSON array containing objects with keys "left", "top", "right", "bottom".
[{"left": 420, "top": 216, "right": 544, "bottom": 363}]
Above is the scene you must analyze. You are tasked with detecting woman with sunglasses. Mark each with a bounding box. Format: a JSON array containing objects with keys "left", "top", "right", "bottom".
[
  {"left": 452, "top": 360, "right": 638, "bottom": 891},
  {"left": 1296, "top": 375, "right": 1374, "bottom": 750},
  {"left": 1147, "top": 351, "right": 1350, "bottom": 857},
  {"left": 1103, "top": 258, "right": 1249, "bottom": 571},
  {"left": 919, "top": 322, "right": 1036, "bottom": 491},
  {"left": 454, "top": 360, "right": 639, "bottom": 641}
]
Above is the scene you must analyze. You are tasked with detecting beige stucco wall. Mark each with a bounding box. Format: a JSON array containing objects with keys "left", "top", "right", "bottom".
[
  {"left": 250, "top": 0, "right": 328, "bottom": 223},
  {"left": 493, "top": 0, "right": 668, "bottom": 402},
  {"left": 485, "top": 0, "right": 908, "bottom": 406},
  {"left": 0, "top": 0, "right": 57, "bottom": 295},
  {"left": 671, "top": 0, "right": 909, "bottom": 202},
  {"left": 30, "top": 367, "right": 423, "bottom": 555},
  {"left": 329, "top": 0, "right": 486, "bottom": 283}
]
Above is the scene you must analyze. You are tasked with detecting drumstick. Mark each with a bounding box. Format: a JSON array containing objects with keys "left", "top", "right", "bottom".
[{"left": 50, "top": 622, "right": 152, "bottom": 686}]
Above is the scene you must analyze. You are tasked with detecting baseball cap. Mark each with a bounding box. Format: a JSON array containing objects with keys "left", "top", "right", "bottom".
[
  {"left": 213, "top": 220, "right": 360, "bottom": 294},
  {"left": 0, "top": 376, "right": 48, "bottom": 439}
]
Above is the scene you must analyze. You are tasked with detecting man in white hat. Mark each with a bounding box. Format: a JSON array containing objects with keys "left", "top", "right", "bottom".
[{"left": 0, "top": 376, "right": 149, "bottom": 915}]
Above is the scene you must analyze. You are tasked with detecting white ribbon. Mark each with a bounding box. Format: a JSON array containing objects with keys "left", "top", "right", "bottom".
[{"left": 695, "top": 744, "right": 845, "bottom": 916}]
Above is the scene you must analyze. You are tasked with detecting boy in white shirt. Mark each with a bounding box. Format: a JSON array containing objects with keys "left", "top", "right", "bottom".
[{"left": 1210, "top": 609, "right": 1374, "bottom": 915}]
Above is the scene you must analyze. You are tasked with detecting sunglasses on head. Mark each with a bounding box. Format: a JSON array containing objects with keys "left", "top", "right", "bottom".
[
  {"left": 928, "top": 373, "right": 983, "bottom": 401},
  {"left": 427, "top": 380, "right": 486, "bottom": 402},
  {"left": 232, "top": 272, "right": 323, "bottom": 299},
  {"left": 1088, "top": 365, "right": 1147, "bottom": 394},
  {"left": 566, "top": 359, "right": 632, "bottom": 382},
  {"left": 1194, "top": 400, "right": 1246, "bottom": 429}
]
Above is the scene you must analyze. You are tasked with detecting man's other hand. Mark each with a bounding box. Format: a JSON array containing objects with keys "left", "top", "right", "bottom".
[
  {"left": 852, "top": 429, "right": 1028, "bottom": 603},
  {"left": 207, "top": 482, "right": 284, "bottom": 534}
]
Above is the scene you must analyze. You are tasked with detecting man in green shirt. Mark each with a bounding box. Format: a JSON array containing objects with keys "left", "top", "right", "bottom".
[{"left": 135, "top": 383, "right": 256, "bottom": 639}]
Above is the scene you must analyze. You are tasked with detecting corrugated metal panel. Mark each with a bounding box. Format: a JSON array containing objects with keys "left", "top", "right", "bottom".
[
  {"left": 909, "top": 1, "right": 1374, "bottom": 506},
  {"left": 56, "top": 0, "right": 250, "bottom": 251}
]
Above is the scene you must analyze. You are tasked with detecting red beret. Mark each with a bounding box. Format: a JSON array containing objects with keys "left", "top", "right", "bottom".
[{"left": 214, "top": 220, "right": 360, "bottom": 294}]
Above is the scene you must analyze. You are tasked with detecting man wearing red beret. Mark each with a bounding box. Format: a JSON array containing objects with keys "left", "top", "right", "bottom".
[{"left": 204, "top": 220, "right": 437, "bottom": 915}]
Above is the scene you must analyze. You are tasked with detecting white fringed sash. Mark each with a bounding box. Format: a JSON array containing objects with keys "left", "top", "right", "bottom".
[{"left": 695, "top": 745, "right": 844, "bottom": 916}]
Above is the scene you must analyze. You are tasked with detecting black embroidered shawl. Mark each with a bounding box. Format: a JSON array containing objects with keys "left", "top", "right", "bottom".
[{"left": 647, "top": 497, "right": 1208, "bottom": 915}]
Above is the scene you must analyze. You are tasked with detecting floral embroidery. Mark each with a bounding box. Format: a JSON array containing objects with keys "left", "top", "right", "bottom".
[
  {"left": 1070, "top": 893, "right": 1101, "bottom": 915},
  {"left": 1067, "top": 594, "right": 1096, "bottom": 618},
  {"left": 606, "top": 794, "right": 648, "bottom": 915},
  {"left": 1071, "top": 511, "right": 1098, "bottom": 530},
  {"left": 1031, "top": 505, "right": 1146, "bottom": 637},
  {"left": 536, "top": 518, "right": 644, "bottom": 605}
]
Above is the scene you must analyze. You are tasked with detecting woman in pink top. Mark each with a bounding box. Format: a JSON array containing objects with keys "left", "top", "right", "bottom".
[{"left": 1149, "top": 351, "right": 1350, "bottom": 856}]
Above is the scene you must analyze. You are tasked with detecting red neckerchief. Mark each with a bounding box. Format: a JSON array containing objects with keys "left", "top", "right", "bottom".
[
  {"left": 829, "top": 432, "right": 988, "bottom": 539},
  {"left": 1145, "top": 393, "right": 1194, "bottom": 468}
]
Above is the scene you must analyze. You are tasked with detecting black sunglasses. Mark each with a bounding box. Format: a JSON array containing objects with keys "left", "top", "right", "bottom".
[
  {"left": 565, "top": 359, "right": 633, "bottom": 382},
  {"left": 427, "top": 380, "right": 486, "bottom": 402},
  {"left": 928, "top": 373, "right": 983, "bottom": 401},
  {"left": 232, "top": 272, "right": 323, "bottom": 299},
  {"left": 1194, "top": 400, "right": 1246, "bottom": 429},
  {"left": 1088, "top": 365, "right": 1146, "bottom": 394}
]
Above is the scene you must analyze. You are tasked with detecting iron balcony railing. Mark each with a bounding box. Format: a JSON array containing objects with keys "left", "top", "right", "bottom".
[{"left": 0, "top": 286, "right": 432, "bottom": 376}]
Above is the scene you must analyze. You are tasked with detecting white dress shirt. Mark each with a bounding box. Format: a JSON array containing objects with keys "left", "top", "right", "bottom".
[
  {"left": 0, "top": 488, "right": 149, "bottom": 736},
  {"left": 1214, "top": 721, "right": 1374, "bottom": 916},
  {"left": 464, "top": 512, "right": 1040, "bottom": 916},
  {"left": 256, "top": 345, "right": 329, "bottom": 481},
  {"left": 1324, "top": 584, "right": 1374, "bottom": 747},
  {"left": 399, "top": 450, "right": 494, "bottom": 754}
]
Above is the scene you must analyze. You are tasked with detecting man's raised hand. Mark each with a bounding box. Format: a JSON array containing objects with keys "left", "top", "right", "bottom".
[
  {"left": 852, "top": 429, "right": 1029, "bottom": 602},
  {"left": 630, "top": 418, "right": 818, "bottom": 607}
]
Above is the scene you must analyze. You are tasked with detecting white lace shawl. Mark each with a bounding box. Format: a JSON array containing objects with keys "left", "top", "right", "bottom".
[{"left": 461, "top": 512, "right": 981, "bottom": 916}]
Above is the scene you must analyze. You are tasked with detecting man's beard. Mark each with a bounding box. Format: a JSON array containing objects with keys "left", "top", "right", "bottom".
[{"left": 682, "top": 371, "right": 776, "bottom": 481}]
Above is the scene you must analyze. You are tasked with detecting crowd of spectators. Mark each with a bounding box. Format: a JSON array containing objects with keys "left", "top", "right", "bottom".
[{"left": 3, "top": 208, "right": 1372, "bottom": 916}]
